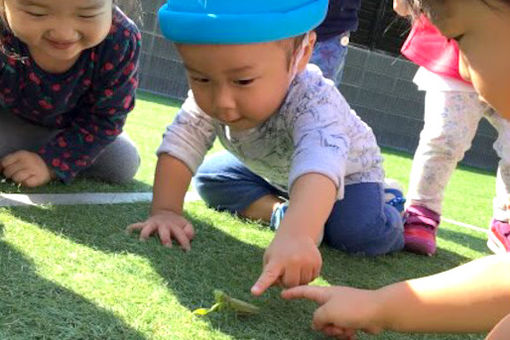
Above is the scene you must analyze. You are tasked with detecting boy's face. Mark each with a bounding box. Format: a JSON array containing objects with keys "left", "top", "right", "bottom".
[
  {"left": 177, "top": 35, "right": 313, "bottom": 131},
  {"left": 4, "top": 0, "right": 113, "bottom": 72},
  {"left": 428, "top": 0, "right": 510, "bottom": 119}
]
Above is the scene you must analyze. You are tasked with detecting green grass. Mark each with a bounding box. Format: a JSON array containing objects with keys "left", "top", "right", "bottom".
[{"left": 0, "top": 91, "right": 497, "bottom": 339}]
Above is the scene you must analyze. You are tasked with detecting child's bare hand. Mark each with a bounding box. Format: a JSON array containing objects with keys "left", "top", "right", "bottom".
[
  {"left": 1, "top": 150, "right": 55, "bottom": 187},
  {"left": 281, "top": 285, "right": 384, "bottom": 339},
  {"left": 126, "top": 210, "right": 195, "bottom": 251},
  {"left": 251, "top": 231, "right": 321, "bottom": 296},
  {"left": 393, "top": 0, "right": 412, "bottom": 17}
]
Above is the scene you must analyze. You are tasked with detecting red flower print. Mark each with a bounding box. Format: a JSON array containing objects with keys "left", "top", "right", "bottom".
[
  {"left": 52, "top": 158, "right": 61, "bottom": 167},
  {"left": 104, "top": 89, "right": 113, "bottom": 97},
  {"left": 38, "top": 99, "right": 53, "bottom": 110},
  {"left": 52, "top": 84, "right": 61, "bottom": 92},
  {"left": 83, "top": 79, "right": 92, "bottom": 87},
  {"left": 85, "top": 135, "right": 94, "bottom": 143},
  {"left": 60, "top": 163, "right": 70, "bottom": 171},
  {"left": 57, "top": 137, "right": 67, "bottom": 148},
  {"left": 29, "top": 72, "right": 41, "bottom": 85},
  {"left": 123, "top": 95, "right": 132, "bottom": 109},
  {"left": 123, "top": 62, "right": 136, "bottom": 76},
  {"left": 104, "top": 62, "right": 114, "bottom": 71}
]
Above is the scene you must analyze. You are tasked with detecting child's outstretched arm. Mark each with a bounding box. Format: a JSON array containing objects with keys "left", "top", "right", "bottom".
[
  {"left": 127, "top": 154, "right": 195, "bottom": 251},
  {"left": 282, "top": 255, "right": 510, "bottom": 336},
  {"left": 251, "top": 173, "right": 336, "bottom": 296}
]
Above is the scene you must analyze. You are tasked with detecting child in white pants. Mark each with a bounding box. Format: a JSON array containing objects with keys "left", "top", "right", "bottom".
[{"left": 407, "top": 67, "right": 510, "bottom": 255}]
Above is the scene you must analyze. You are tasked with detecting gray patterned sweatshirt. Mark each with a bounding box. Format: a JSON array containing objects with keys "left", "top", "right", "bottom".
[{"left": 157, "top": 64, "right": 384, "bottom": 199}]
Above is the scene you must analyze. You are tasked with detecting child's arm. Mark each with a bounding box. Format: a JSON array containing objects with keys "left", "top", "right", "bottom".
[
  {"left": 282, "top": 255, "right": 510, "bottom": 336},
  {"left": 251, "top": 173, "right": 336, "bottom": 296},
  {"left": 127, "top": 154, "right": 195, "bottom": 251},
  {"left": 486, "top": 313, "right": 510, "bottom": 340}
]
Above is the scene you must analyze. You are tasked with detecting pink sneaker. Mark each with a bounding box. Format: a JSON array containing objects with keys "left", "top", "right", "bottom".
[
  {"left": 487, "top": 219, "right": 510, "bottom": 254},
  {"left": 403, "top": 205, "right": 440, "bottom": 256}
]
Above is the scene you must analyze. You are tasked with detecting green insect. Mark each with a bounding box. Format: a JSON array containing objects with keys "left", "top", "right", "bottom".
[{"left": 193, "top": 289, "right": 260, "bottom": 316}]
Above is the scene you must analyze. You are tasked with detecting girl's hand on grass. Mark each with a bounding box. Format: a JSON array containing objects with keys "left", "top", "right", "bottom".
[
  {"left": 0, "top": 150, "right": 55, "bottom": 187},
  {"left": 251, "top": 231, "right": 322, "bottom": 296},
  {"left": 126, "top": 210, "right": 195, "bottom": 251},
  {"left": 281, "top": 285, "right": 384, "bottom": 339}
]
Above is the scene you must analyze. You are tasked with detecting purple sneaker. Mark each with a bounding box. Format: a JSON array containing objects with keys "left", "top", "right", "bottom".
[
  {"left": 403, "top": 205, "right": 440, "bottom": 256},
  {"left": 487, "top": 219, "right": 510, "bottom": 254}
]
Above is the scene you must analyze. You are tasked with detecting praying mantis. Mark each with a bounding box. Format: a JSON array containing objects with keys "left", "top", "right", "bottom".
[{"left": 193, "top": 289, "right": 260, "bottom": 316}]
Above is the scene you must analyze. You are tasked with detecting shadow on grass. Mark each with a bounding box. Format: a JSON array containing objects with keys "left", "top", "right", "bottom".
[
  {"left": 0, "top": 223, "right": 146, "bottom": 339},
  {"left": 3, "top": 203, "right": 485, "bottom": 340}
]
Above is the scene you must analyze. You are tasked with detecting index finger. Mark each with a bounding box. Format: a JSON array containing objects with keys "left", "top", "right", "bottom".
[
  {"left": 251, "top": 262, "right": 283, "bottom": 296},
  {"left": 281, "top": 285, "right": 329, "bottom": 305}
]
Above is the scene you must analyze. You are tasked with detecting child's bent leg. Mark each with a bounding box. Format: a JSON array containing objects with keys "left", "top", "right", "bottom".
[
  {"left": 405, "top": 91, "right": 484, "bottom": 255},
  {"left": 193, "top": 151, "right": 286, "bottom": 220},
  {"left": 323, "top": 182, "right": 404, "bottom": 256},
  {"left": 0, "top": 109, "right": 57, "bottom": 158},
  {"left": 80, "top": 133, "right": 140, "bottom": 184},
  {"left": 407, "top": 91, "right": 483, "bottom": 214}
]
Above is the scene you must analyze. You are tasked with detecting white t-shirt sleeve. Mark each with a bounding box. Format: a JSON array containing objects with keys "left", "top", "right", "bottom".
[{"left": 156, "top": 92, "right": 216, "bottom": 173}]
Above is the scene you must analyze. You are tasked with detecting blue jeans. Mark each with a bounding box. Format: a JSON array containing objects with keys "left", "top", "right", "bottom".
[
  {"left": 310, "top": 32, "right": 350, "bottom": 87},
  {"left": 194, "top": 152, "right": 404, "bottom": 256}
]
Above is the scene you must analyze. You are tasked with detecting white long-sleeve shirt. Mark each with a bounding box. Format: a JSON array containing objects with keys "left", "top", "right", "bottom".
[{"left": 157, "top": 64, "right": 384, "bottom": 199}]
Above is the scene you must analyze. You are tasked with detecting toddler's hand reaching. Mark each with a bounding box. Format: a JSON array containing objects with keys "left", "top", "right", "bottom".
[
  {"left": 282, "top": 285, "right": 384, "bottom": 339},
  {"left": 127, "top": 210, "right": 195, "bottom": 251},
  {"left": 0, "top": 150, "right": 55, "bottom": 187},
  {"left": 251, "top": 231, "right": 322, "bottom": 296}
]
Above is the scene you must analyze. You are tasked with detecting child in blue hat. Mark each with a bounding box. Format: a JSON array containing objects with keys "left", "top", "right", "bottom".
[{"left": 129, "top": 0, "right": 405, "bottom": 296}]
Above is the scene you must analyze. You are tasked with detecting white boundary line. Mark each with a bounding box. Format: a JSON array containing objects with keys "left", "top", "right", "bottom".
[
  {"left": 442, "top": 217, "right": 488, "bottom": 234},
  {"left": 0, "top": 191, "right": 201, "bottom": 207},
  {"left": 0, "top": 191, "right": 488, "bottom": 234}
]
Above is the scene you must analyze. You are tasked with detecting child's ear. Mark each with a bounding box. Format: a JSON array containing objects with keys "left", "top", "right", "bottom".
[{"left": 296, "top": 31, "right": 317, "bottom": 73}]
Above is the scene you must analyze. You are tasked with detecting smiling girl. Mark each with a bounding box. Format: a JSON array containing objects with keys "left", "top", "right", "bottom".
[{"left": 0, "top": 0, "right": 141, "bottom": 187}]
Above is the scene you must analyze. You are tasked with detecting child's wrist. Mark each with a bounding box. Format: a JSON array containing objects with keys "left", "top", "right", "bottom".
[{"left": 370, "top": 287, "right": 394, "bottom": 331}]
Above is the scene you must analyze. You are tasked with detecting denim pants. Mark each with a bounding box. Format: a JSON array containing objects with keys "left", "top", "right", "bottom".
[
  {"left": 194, "top": 152, "right": 404, "bottom": 256},
  {"left": 310, "top": 32, "right": 350, "bottom": 86}
]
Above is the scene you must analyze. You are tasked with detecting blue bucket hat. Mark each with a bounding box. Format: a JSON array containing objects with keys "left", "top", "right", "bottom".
[{"left": 158, "top": 0, "right": 329, "bottom": 44}]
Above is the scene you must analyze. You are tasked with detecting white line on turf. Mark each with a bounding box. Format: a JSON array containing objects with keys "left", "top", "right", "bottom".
[
  {"left": 0, "top": 191, "right": 201, "bottom": 207},
  {"left": 442, "top": 217, "right": 488, "bottom": 234}
]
